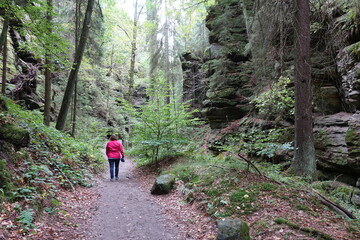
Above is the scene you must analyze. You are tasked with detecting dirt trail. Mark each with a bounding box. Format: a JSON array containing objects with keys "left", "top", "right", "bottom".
[{"left": 85, "top": 159, "right": 181, "bottom": 240}]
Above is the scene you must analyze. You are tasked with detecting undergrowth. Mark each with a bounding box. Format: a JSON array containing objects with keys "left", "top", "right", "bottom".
[
  {"left": 158, "top": 149, "right": 360, "bottom": 237},
  {"left": 0, "top": 97, "right": 105, "bottom": 232}
]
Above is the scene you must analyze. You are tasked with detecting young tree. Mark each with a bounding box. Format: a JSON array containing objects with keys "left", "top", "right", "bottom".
[
  {"left": 289, "top": 0, "right": 316, "bottom": 180},
  {"left": 126, "top": 78, "right": 197, "bottom": 167},
  {"left": 56, "top": 0, "right": 95, "bottom": 131}
]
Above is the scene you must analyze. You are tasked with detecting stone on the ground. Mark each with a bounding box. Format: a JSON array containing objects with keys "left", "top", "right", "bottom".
[
  {"left": 217, "top": 218, "right": 250, "bottom": 240},
  {"left": 150, "top": 174, "right": 175, "bottom": 195},
  {"left": 0, "top": 123, "right": 30, "bottom": 148},
  {"left": 352, "top": 192, "right": 360, "bottom": 206}
]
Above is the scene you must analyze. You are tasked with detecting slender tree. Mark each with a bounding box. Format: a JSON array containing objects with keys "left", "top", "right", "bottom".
[
  {"left": 164, "top": 0, "right": 171, "bottom": 104},
  {"left": 0, "top": 16, "right": 9, "bottom": 54},
  {"left": 289, "top": 0, "right": 316, "bottom": 180},
  {"left": 1, "top": 30, "right": 7, "bottom": 95},
  {"left": 146, "top": 0, "right": 161, "bottom": 87},
  {"left": 44, "top": 0, "right": 53, "bottom": 126},
  {"left": 1, "top": 3, "right": 8, "bottom": 94},
  {"left": 56, "top": 0, "right": 95, "bottom": 131},
  {"left": 128, "top": 0, "right": 142, "bottom": 101},
  {"left": 71, "top": 0, "right": 82, "bottom": 137}
]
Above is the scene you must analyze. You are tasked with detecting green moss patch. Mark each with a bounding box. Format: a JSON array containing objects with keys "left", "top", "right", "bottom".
[{"left": 275, "top": 218, "right": 334, "bottom": 240}]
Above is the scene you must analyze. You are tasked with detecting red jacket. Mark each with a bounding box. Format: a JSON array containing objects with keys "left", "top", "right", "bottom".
[{"left": 106, "top": 140, "right": 124, "bottom": 159}]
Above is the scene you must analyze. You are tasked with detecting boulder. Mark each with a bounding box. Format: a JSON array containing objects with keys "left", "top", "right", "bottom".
[
  {"left": 314, "top": 112, "right": 360, "bottom": 182},
  {"left": 336, "top": 45, "right": 360, "bottom": 112},
  {"left": 217, "top": 218, "right": 250, "bottom": 240},
  {"left": 0, "top": 98, "right": 7, "bottom": 111},
  {"left": 351, "top": 192, "right": 360, "bottom": 206},
  {"left": 314, "top": 86, "right": 342, "bottom": 114},
  {"left": 0, "top": 123, "right": 30, "bottom": 149},
  {"left": 150, "top": 174, "right": 175, "bottom": 195}
]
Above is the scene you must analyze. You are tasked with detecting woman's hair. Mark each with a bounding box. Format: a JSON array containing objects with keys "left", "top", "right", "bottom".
[{"left": 110, "top": 134, "right": 118, "bottom": 140}]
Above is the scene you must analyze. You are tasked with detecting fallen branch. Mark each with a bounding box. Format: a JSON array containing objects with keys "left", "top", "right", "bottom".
[
  {"left": 310, "top": 189, "right": 356, "bottom": 219},
  {"left": 275, "top": 218, "right": 334, "bottom": 240},
  {"left": 237, "top": 154, "right": 263, "bottom": 176},
  {"left": 232, "top": 153, "right": 354, "bottom": 218}
]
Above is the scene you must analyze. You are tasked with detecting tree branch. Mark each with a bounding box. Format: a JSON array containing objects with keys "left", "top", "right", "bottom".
[{"left": 117, "top": 24, "right": 131, "bottom": 41}]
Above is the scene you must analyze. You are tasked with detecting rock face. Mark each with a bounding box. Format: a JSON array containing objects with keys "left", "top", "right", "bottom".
[
  {"left": 181, "top": 52, "right": 206, "bottom": 118},
  {"left": 314, "top": 112, "right": 360, "bottom": 182},
  {"left": 0, "top": 123, "right": 30, "bottom": 150},
  {"left": 180, "top": 0, "right": 360, "bottom": 182},
  {"left": 336, "top": 43, "right": 360, "bottom": 112},
  {"left": 150, "top": 174, "right": 175, "bottom": 195},
  {"left": 217, "top": 218, "right": 250, "bottom": 240},
  {"left": 201, "top": 0, "right": 252, "bottom": 129}
]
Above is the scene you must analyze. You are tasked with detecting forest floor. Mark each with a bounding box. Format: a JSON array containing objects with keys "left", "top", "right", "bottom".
[
  {"left": 11, "top": 158, "right": 216, "bottom": 240},
  {"left": 2, "top": 158, "right": 359, "bottom": 239}
]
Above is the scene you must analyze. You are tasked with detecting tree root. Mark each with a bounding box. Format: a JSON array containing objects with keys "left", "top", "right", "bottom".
[{"left": 275, "top": 217, "right": 334, "bottom": 240}]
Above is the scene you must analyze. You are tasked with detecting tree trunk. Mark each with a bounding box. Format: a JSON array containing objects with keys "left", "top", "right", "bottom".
[
  {"left": 0, "top": 16, "right": 9, "bottom": 54},
  {"left": 1, "top": 8, "right": 8, "bottom": 95},
  {"left": 44, "top": 0, "right": 53, "bottom": 126},
  {"left": 164, "top": 0, "right": 170, "bottom": 104},
  {"left": 147, "top": 0, "right": 160, "bottom": 88},
  {"left": 71, "top": 0, "right": 81, "bottom": 137},
  {"left": 56, "top": 0, "right": 95, "bottom": 131},
  {"left": 128, "top": 0, "right": 140, "bottom": 102},
  {"left": 1, "top": 32, "right": 7, "bottom": 95},
  {"left": 289, "top": 0, "right": 316, "bottom": 180}
]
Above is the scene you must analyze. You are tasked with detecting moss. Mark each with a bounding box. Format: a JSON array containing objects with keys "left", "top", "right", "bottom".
[
  {"left": 0, "top": 97, "right": 8, "bottom": 111},
  {"left": 0, "top": 123, "right": 30, "bottom": 147},
  {"left": 275, "top": 218, "right": 334, "bottom": 240},
  {"left": 314, "top": 129, "right": 330, "bottom": 150},
  {"left": 252, "top": 182, "right": 278, "bottom": 191},
  {"left": 347, "top": 42, "right": 360, "bottom": 56},
  {"left": 345, "top": 127, "right": 359, "bottom": 146},
  {"left": 229, "top": 189, "right": 258, "bottom": 215},
  {"left": 0, "top": 159, "right": 14, "bottom": 195}
]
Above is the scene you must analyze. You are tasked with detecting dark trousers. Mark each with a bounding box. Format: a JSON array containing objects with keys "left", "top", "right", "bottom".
[{"left": 108, "top": 158, "right": 120, "bottom": 179}]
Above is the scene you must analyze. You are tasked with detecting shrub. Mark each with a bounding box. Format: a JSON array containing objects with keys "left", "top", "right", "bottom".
[
  {"left": 251, "top": 76, "right": 294, "bottom": 120},
  {"left": 126, "top": 79, "right": 199, "bottom": 166}
]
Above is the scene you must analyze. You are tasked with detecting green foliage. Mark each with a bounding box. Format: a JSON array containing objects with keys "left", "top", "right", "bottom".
[
  {"left": 16, "top": 208, "right": 35, "bottom": 230},
  {"left": 1, "top": 97, "right": 104, "bottom": 206},
  {"left": 347, "top": 42, "right": 360, "bottom": 58},
  {"left": 229, "top": 189, "right": 258, "bottom": 215},
  {"left": 224, "top": 126, "right": 293, "bottom": 160},
  {"left": 0, "top": 159, "right": 14, "bottom": 195},
  {"left": 3, "top": 0, "right": 70, "bottom": 69},
  {"left": 126, "top": 79, "right": 199, "bottom": 166},
  {"left": 251, "top": 76, "right": 295, "bottom": 120},
  {"left": 311, "top": 181, "right": 360, "bottom": 219},
  {"left": 275, "top": 217, "right": 334, "bottom": 240}
]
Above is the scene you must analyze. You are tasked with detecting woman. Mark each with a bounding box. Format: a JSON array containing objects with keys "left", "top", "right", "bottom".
[{"left": 105, "top": 135, "right": 125, "bottom": 181}]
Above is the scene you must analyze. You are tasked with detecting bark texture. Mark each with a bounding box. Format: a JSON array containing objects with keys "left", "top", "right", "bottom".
[
  {"left": 290, "top": 0, "right": 316, "bottom": 180},
  {"left": 56, "top": 0, "right": 95, "bottom": 131}
]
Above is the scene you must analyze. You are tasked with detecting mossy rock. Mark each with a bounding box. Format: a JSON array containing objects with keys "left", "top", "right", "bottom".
[
  {"left": 0, "top": 98, "right": 7, "bottom": 111},
  {"left": 150, "top": 174, "right": 175, "bottom": 195},
  {"left": 0, "top": 159, "right": 14, "bottom": 194},
  {"left": 0, "top": 123, "right": 30, "bottom": 148},
  {"left": 217, "top": 218, "right": 250, "bottom": 240}
]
